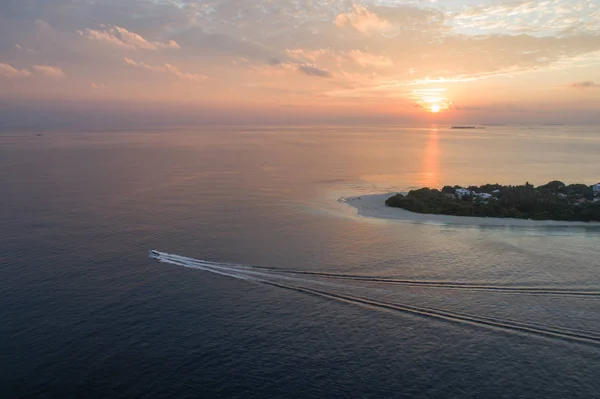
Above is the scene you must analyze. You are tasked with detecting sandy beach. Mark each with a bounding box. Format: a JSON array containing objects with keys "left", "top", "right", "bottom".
[{"left": 339, "top": 193, "right": 600, "bottom": 228}]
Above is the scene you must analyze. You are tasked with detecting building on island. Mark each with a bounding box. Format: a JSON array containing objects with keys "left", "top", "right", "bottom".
[
  {"left": 474, "top": 192, "right": 495, "bottom": 204},
  {"left": 455, "top": 188, "right": 472, "bottom": 199},
  {"left": 593, "top": 183, "right": 600, "bottom": 196}
]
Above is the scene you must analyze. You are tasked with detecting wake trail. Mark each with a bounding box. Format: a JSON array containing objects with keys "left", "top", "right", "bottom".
[
  {"left": 153, "top": 251, "right": 600, "bottom": 297},
  {"left": 154, "top": 253, "right": 356, "bottom": 291},
  {"left": 151, "top": 251, "right": 600, "bottom": 346}
]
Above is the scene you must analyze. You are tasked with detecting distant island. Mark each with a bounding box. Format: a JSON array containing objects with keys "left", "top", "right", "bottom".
[{"left": 385, "top": 181, "right": 600, "bottom": 222}]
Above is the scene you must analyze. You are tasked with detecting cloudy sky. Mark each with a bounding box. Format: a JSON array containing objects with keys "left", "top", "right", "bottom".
[{"left": 1, "top": 0, "right": 600, "bottom": 126}]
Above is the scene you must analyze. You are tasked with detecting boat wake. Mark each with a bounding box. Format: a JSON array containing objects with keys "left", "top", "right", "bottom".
[{"left": 150, "top": 250, "right": 600, "bottom": 346}]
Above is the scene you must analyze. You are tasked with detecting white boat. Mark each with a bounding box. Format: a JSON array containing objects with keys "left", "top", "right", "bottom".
[{"left": 149, "top": 250, "right": 160, "bottom": 259}]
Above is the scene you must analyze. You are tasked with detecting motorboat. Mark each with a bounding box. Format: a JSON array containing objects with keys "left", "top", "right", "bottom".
[{"left": 149, "top": 250, "right": 161, "bottom": 259}]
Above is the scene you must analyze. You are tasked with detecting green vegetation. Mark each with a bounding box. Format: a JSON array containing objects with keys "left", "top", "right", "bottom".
[{"left": 385, "top": 181, "right": 600, "bottom": 222}]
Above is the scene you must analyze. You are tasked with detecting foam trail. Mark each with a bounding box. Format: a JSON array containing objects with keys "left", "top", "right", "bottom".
[
  {"left": 269, "top": 284, "right": 600, "bottom": 345},
  {"left": 151, "top": 251, "right": 600, "bottom": 346},
  {"left": 155, "top": 256, "right": 256, "bottom": 281},
  {"left": 155, "top": 252, "right": 352, "bottom": 290},
  {"left": 152, "top": 251, "right": 600, "bottom": 297}
]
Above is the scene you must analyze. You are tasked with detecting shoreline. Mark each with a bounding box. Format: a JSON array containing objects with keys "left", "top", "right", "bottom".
[{"left": 339, "top": 193, "right": 600, "bottom": 228}]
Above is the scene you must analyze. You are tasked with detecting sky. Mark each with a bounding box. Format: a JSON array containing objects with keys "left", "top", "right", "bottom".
[{"left": 1, "top": 0, "right": 600, "bottom": 127}]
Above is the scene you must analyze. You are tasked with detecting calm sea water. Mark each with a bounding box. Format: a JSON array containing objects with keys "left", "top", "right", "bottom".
[{"left": 1, "top": 125, "right": 600, "bottom": 398}]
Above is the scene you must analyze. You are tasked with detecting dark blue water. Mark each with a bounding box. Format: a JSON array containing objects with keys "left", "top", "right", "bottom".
[{"left": 1, "top": 127, "right": 600, "bottom": 398}]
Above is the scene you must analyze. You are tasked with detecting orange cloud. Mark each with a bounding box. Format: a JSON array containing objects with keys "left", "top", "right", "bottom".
[
  {"left": 124, "top": 57, "right": 205, "bottom": 81},
  {"left": 0, "top": 62, "right": 32, "bottom": 78},
  {"left": 287, "top": 48, "right": 393, "bottom": 68},
  {"left": 32, "top": 65, "right": 66, "bottom": 78},
  {"left": 335, "top": 5, "right": 391, "bottom": 34},
  {"left": 165, "top": 64, "right": 206, "bottom": 82},
  {"left": 79, "top": 26, "right": 180, "bottom": 50}
]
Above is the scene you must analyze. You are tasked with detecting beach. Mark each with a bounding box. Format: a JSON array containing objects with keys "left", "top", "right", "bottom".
[{"left": 340, "top": 193, "right": 600, "bottom": 227}]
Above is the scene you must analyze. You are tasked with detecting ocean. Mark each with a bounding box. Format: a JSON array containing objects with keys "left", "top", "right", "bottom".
[{"left": 1, "top": 125, "right": 600, "bottom": 398}]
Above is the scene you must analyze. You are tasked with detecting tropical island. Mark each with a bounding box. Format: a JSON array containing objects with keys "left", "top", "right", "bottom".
[{"left": 385, "top": 181, "right": 600, "bottom": 222}]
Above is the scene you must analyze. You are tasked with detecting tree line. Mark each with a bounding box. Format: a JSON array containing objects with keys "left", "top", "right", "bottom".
[{"left": 385, "top": 181, "right": 600, "bottom": 222}]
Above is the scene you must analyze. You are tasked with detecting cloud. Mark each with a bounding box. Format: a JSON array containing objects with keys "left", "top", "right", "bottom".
[
  {"left": 2, "top": 0, "right": 600, "bottom": 124},
  {"left": 346, "top": 50, "right": 393, "bottom": 68},
  {"left": 0, "top": 62, "right": 65, "bottom": 79},
  {"left": 124, "top": 57, "right": 205, "bottom": 81},
  {"left": 15, "top": 44, "right": 37, "bottom": 54},
  {"left": 124, "top": 57, "right": 165, "bottom": 72},
  {"left": 298, "top": 64, "right": 331, "bottom": 78},
  {"left": 79, "top": 26, "right": 180, "bottom": 50},
  {"left": 571, "top": 80, "right": 600, "bottom": 89},
  {"left": 34, "top": 19, "right": 53, "bottom": 31},
  {"left": 286, "top": 49, "right": 328, "bottom": 63},
  {"left": 0, "top": 63, "right": 32, "bottom": 78},
  {"left": 164, "top": 64, "right": 206, "bottom": 81},
  {"left": 335, "top": 5, "right": 391, "bottom": 34},
  {"left": 263, "top": 58, "right": 331, "bottom": 78},
  {"left": 287, "top": 48, "right": 393, "bottom": 68},
  {"left": 450, "top": 0, "right": 600, "bottom": 36},
  {"left": 32, "top": 65, "right": 66, "bottom": 78},
  {"left": 5, "top": 1, "right": 597, "bottom": 87}
]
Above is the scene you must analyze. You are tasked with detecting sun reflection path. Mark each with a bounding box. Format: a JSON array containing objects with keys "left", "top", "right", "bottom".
[{"left": 419, "top": 128, "right": 440, "bottom": 189}]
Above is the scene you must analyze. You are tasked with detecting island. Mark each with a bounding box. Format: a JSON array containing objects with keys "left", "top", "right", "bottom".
[{"left": 385, "top": 181, "right": 600, "bottom": 222}]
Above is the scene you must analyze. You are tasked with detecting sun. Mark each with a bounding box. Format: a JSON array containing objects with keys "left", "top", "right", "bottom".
[{"left": 430, "top": 104, "right": 441, "bottom": 113}]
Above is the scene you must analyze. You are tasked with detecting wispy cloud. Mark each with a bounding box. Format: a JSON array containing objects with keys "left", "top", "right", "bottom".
[
  {"left": 2, "top": 0, "right": 600, "bottom": 123},
  {"left": 451, "top": 0, "right": 600, "bottom": 36},
  {"left": 164, "top": 64, "right": 206, "bottom": 81},
  {"left": 124, "top": 57, "right": 205, "bottom": 81},
  {"left": 32, "top": 65, "right": 66, "bottom": 78},
  {"left": 264, "top": 58, "right": 332, "bottom": 78},
  {"left": 124, "top": 57, "right": 165, "bottom": 72},
  {"left": 298, "top": 64, "right": 331, "bottom": 78},
  {"left": 15, "top": 44, "right": 37, "bottom": 54},
  {"left": 346, "top": 50, "right": 393, "bottom": 68},
  {"left": 0, "top": 63, "right": 32, "bottom": 78},
  {"left": 79, "top": 26, "right": 180, "bottom": 50},
  {"left": 287, "top": 48, "right": 393, "bottom": 68},
  {"left": 286, "top": 49, "right": 330, "bottom": 63},
  {"left": 571, "top": 80, "right": 600, "bottom": 89},
  {"left": 335, "top": 5, "right": 391, "bottom": 34}
]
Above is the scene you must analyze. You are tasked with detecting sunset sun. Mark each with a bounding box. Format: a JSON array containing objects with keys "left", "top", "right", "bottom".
[{"left": 430, "top": 104, "right": 441, "bottom": 113}]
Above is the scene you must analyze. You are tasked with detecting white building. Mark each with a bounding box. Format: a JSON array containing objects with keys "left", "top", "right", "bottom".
[
  {"left": 593, "top": 183, "right": 600, "bottom": 196},
  {"left": 473, "top": 192, "right": 495, "bottom": 204},
  {"left": 455, "top": 188, "right": 472, "bottom": 199}
]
